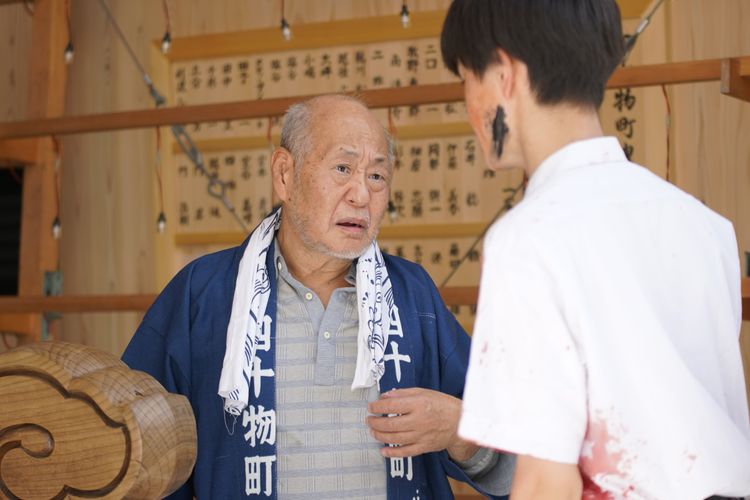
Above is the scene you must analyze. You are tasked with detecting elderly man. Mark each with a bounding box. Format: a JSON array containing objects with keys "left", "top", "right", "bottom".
[{"left": 123, "top": 94, "right": 513, "bottom": 499}]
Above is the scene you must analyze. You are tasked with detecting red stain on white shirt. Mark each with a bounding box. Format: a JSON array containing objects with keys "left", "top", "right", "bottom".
[{"left": 579, "top": 417, "right": 635, "bottom": 498}]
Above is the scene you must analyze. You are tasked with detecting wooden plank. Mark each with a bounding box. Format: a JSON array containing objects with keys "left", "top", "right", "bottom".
[
  {"left": 0, "top": 314, "right": 35, "bottom": 335},
  {"left": 439, "top": 287, "right": 479, "bottom": 306},
  {"left": 171, "top": 123, "right": 476, "bottom": 155},
  {"left": 721, "top": 57, "right": 750, "bottom": 104},
  {"left": 17, "top": 0, "right": 68, "bottom": 340},
  {"left": 739, "top": 57, "right": 750, "bottom": 77},
  {"left": 617, "top": 0, "right": 654, "bottom": 19},
  {"left": 3, "top": 58, "right": 748, "bottom": 141},
  {"left": 0, "top": 279, "right": 744, "bottom": 315},
  {"left": 608, "top": 58, "right": 722, "bottom": 88},
  {"left": 164, "top": 10, "right": 448, "bottom": 61},
  {"left": 0, "top": 288, "right": 475, "bottom": 313},
  {"left": 161, "top": 1, "right": 649, "bottom": 62},
  {"left": 0, "top": 138, "right": 39, "bottom": 166},
  {"left": 0, "top": 294, "right": 156, "bottom": 314},
  {"left": 175, "top": 222, "right": 488, "bottom": 247},
  {"left": 0, "top": 83, "right": 466, "bottom": 139}
]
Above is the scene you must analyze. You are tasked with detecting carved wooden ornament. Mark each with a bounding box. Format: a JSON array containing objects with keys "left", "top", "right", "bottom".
[{"left": 0, "top": 341, "right": 196, "bottom": 499}]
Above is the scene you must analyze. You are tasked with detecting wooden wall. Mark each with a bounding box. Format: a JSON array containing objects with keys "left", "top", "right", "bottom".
[
  {"left": 40, "top": 0, "right": 454, "bottom": 355},
  {"left": 0, "top": 4, "right": 32, "bottom": 122},
  {"left": 0, "top": 0, "right": 748, "bottom": 422},
  {"left": 667, "top": 0, "right": 750, "bottom": 408}
]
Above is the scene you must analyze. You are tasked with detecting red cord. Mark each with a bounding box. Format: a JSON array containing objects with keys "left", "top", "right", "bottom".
[
  {"left": 661, "top": 84, "right": 671, "bottom": 182},
  {"left": 155, "top": 127, "right": 165, "bottom": 212},
  {"left": 52, "top": 136, "right": 62, "bottom": 218}
]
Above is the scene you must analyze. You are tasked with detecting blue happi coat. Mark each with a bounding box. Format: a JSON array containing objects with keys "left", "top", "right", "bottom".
[{"left": 123, "top": 235, "right": 503, "bottom": 499}]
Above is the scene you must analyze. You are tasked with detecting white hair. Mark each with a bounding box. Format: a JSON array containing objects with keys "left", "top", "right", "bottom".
[{"left": 279, "top": 94, "right": 395, "bottom": 170}]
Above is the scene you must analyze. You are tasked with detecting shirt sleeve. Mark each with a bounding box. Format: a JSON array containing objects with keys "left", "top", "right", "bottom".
[
  {"left": 458, "top": 224, "right": 587, "bottom": 464},
  {"left": 456, "top": 447, "right": 515, "bottom": 496}
]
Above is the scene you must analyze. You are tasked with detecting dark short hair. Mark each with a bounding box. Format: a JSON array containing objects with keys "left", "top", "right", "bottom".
[{"left": 440, "top": 0, "right": 624, "bottom": 108}]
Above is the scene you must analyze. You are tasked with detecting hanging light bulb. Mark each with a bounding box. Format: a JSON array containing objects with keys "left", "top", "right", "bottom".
[
  {"left": 52, "top": 216, "right": 62, "bottom": 239},
  {"left": 400, "top": 3, "right": 410, "bottom": 28},
  {"left": 161, "top": 31, "right": 171, "bottom": 54},
  {"left": 280, "top": 18, "right": 292, "bottom": 41},
  {"left": 64, "top": 41, "right": 74, "bottom": 64},
  {"left": 157, "top": 212, "right": 167, "bottom": 233}
]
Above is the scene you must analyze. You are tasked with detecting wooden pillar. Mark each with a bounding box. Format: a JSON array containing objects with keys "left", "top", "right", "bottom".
[{"left": 14, "top": 0, "right": 68, "bottom": 339}]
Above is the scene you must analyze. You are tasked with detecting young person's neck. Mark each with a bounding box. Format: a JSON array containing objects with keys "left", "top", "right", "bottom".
[{"left": 519, "top": 103, "right": 604, "bottom": 178}]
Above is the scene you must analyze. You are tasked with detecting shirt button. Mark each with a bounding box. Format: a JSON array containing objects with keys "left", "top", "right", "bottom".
[
  {"left": 323, "top": 331, "right": 331, "bottom": 340},
  {"left": 304, "top": 292, "right": 313, "bottom": 301},
  {"left": 276, "top": 259, "right": 282, "bottom": 271}
]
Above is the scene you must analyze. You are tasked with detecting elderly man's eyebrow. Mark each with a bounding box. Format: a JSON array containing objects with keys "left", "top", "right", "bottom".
[{"left": 336, "top": 147, "right": 388, "bottom": 164}]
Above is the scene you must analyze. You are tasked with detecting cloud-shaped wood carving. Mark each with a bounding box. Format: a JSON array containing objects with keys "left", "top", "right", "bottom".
[{"left": 0, "top": 341, "right": 196, "bottom": 499}]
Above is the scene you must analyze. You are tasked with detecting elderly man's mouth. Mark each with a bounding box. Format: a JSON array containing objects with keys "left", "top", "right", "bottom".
[{"left": 336, "top": 218, "right": 369, "bottom": 233}]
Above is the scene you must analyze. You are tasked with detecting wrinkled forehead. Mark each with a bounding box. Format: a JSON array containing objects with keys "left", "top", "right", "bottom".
[{"left": 308, "top": 101, "right": 390, "bottom": 159}]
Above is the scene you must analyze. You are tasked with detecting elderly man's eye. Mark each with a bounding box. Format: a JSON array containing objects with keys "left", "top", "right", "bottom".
[{"left": 335, "top": 164, "right": 350, "bottom": 173}]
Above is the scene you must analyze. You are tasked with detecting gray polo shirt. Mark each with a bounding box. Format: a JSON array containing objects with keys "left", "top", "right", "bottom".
[{"left": 273, "top": 244, "right": 513, "bottom": 498}]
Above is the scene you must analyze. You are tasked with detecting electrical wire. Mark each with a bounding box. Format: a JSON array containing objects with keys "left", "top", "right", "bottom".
[
  {"left": 155, "top": 127, "right": 166, "bottom": 221},
  {"left": 661, "top": 84, "right": 672, "bottom": 182},
  {"left": 52, "top": 136, "right": 62, "bottom": 224},
  {"left": 95, "top": 0, "right": 248, "bottom": 232},
  {"left": 162, "top": 0, "right": 171, "bottom": 34}
]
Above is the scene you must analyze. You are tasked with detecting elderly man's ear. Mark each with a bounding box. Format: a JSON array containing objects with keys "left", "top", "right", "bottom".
[{"left": 271, "top": 147, "right": 295, "bottom": 203}]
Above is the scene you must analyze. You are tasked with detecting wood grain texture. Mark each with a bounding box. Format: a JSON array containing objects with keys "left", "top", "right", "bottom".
[
  {"left": 668, "top": 0, "right": 750, "bottom": 415},
  {"left": 6, "top": 59, "right": 750, "bottom": 140},
  {"left": 0, "top": 341, "right": 196, "bottom": 499}
]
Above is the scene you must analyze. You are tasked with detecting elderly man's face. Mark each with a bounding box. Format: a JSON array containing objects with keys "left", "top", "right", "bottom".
[{"left": 284, "top": 102, "right": 392, "bottom": 260}]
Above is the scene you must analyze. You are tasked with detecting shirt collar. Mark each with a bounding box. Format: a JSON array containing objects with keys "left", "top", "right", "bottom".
[
  {"left": 273, "top": 239, "right": 357, "bottom": 288},
  {"left": 526, "top": 136, "right": 626, "bottom": 195}
]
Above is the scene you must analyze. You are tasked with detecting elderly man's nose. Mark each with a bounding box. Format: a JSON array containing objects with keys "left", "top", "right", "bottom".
[{"left": 347, "top": 177, "right": 371, "bottom": 206}]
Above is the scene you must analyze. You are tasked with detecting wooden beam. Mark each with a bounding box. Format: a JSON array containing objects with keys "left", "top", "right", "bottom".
[
  {"left": 172, "top": 122, "right": 475, "bottom": 155},
  {"left": 0, "top": 314, "right": 35, "bottom": 335},
  {"left": 17, "top": 0, "right": 68, "bottom": 339},
  {"left": 0, "top": 288, "right": 470, "bottom": 313},
  {"left": 439, "top": 287, "right": 479, "bottom": 307},
  {"left": 0, "top": 294, "right": 156, "bottom": 314},
  {"left": 165, "top": 10, "right": 447, "bottom": 61},
  {"left": 0, "top": 279, "right": 746, "bottom": 318},
  {"left": 2, "top": 58, "right": 748, "bottom": 141},
  {"left": 0, "top": 138, "right": 39, "bottom": 166},
  {"left": 608, "top": 59, "right": 722, "bottom": 88},
  {"left": 161, "top": 2, "right": 649, "bottom": 62},
  {"left": 721, "top": 57, "right": 750, "bottom": 104},
  {"left": 0, "top": 83, "right": 465, "bottom": 139},
  {"left": 175, "top": 222, "right": 488, "bottom": 247}
]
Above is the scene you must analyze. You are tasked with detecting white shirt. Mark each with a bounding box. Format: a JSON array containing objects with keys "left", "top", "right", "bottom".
[{"left": 459, "top": 137, "right": 750, "bottom": 499}]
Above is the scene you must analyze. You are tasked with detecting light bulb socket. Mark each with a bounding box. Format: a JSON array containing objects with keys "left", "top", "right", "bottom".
[
  {"left": 52, "top": 216, "right": 62, "bottom": 239},
  {"left": 280, "top": 18, "right": 292, "bottom": 41},
  {"left": 157, "top": 212, "right": 167, "bottom": 233},
  {"left": 161, "top": 31, "right": 172, "bottom": 54},
  {"left": 400, "top": 5, "right": 410, "bottom": 28},
  {"left": 64, "top": 41, "right": 74, "bottom": 64}
]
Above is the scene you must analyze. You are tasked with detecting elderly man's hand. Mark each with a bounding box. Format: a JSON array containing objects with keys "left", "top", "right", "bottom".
[{"left": 367, "top": 388, "right": 479, "bottom": 462}]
